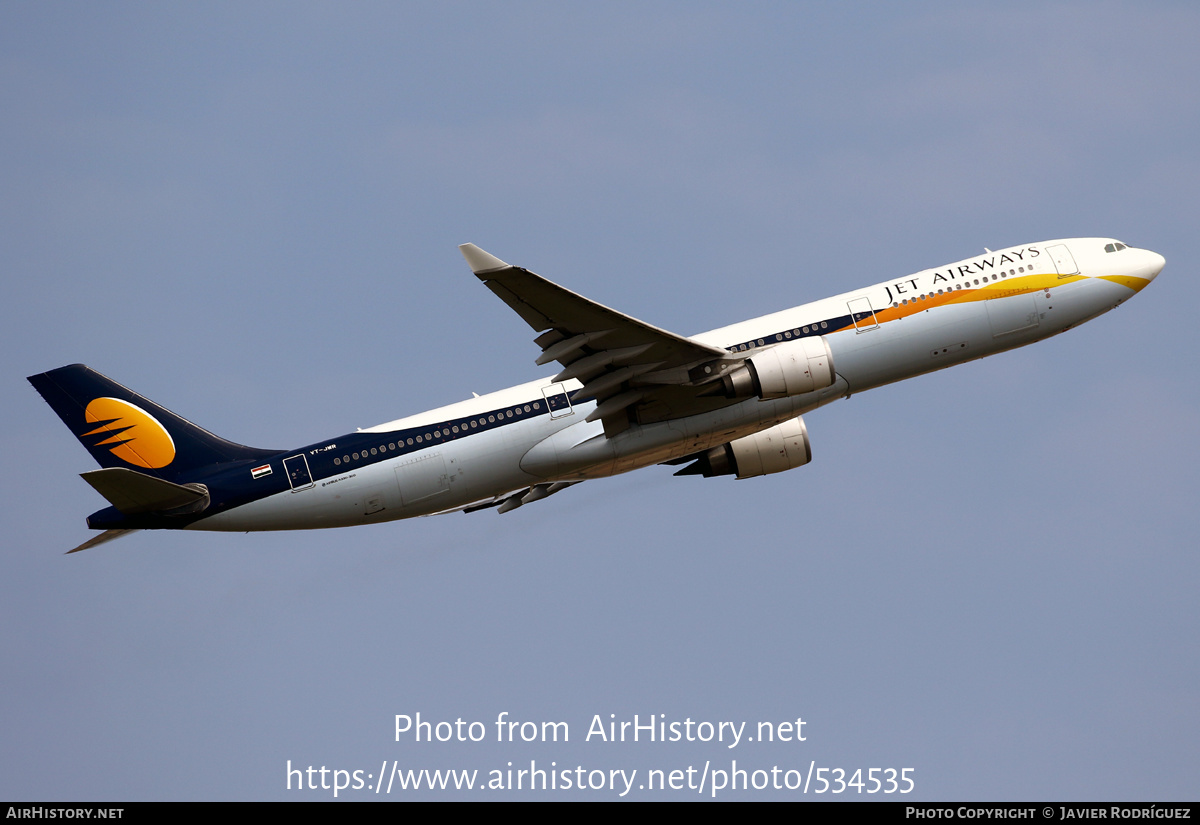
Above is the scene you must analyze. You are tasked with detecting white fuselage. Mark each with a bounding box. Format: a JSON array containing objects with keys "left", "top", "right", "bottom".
[{"left": 190, "top": 238, "right": 1163, "bottom": 532}]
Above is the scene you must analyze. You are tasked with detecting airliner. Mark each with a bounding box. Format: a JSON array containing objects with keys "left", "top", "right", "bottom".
[{"left": 29, "top": 238, "right": 1164, "bottom": 553}]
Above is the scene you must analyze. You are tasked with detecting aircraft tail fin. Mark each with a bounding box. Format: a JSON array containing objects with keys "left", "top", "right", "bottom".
[{"left": 28, "top": 364, "right": 277, "bottom": 483}]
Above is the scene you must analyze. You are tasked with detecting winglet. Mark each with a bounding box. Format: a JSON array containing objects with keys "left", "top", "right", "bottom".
[{"left": 458, "top": 243, "right": 511, "bottom": 274}]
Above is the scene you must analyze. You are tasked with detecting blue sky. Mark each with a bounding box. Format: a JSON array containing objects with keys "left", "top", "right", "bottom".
[{"left": 3, "top": 2, "right": 1197, "bottom": 800}]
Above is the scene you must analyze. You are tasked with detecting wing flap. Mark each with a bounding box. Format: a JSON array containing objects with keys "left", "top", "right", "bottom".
[{"left": 535, "top": 330, "right": 613, "bottom": 366}]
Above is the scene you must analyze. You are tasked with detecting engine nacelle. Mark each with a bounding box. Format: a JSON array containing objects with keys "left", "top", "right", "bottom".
[
  {"left": 722, "top": 336, "right": 835, "bottom": 399},
  {"left": 677, "top": 417, "right": 812, "bottom": 479}
]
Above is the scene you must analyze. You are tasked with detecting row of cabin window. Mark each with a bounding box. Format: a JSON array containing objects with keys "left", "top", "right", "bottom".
[
  {"left": 730, "top": 322, "right": 830, "bottom": 352},
  {"left": 331, "top": 402, "right": 542, "bottom": 465},
  {"left": 727, "top": 262, "right": 1032, "bottom": 339},
  {"left": 892, "top": 267, "right": 1029, "bottom": 308}
]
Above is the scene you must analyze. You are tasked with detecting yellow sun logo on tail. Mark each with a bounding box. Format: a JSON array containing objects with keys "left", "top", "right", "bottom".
[{"left": 81, "top": 397, "right": 176, "bottom": 469}]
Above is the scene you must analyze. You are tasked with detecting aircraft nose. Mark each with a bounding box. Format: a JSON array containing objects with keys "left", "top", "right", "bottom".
[{"left": 1145, "top": 250, "right": 1166, "bottom": 280}]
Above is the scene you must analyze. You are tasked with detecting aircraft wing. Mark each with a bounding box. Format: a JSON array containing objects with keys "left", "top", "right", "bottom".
[{"left": 460, "top": 244, "right": 743, "bottom": 434}]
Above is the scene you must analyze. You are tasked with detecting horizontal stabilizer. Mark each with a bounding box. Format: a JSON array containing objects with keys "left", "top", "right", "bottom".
[
  {"left": 80, "top": 467, "right": 209, "bottom": 515},
  {"left": 67, "top": 529, "right": 139, "bottom": 554}
]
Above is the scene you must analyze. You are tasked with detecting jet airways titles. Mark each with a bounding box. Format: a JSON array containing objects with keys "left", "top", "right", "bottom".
[{"left": 883, "top": 245, "right": 1042, "bottom": 303}]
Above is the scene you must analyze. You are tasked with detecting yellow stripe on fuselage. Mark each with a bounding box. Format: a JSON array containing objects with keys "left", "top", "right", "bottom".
[
  {"left": 1098, "top": 275, "right": 1153, "bottom": 293},
  {"left": 832, "top": 271, "right": 1087, "bottom": 333}
]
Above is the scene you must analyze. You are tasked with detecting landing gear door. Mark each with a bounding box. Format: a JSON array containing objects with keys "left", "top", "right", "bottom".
[
  {"left": 284, "top": 454, "right": 314, "bottom": 491},
  {"left": 396, "top": 453, "right": 450, "bottom": 506}
]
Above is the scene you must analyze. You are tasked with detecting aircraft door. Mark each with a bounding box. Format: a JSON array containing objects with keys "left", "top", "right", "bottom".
[
  {"left": 847, "top": 297, "right": 880, "bottom": 332},
  {"left": 283, "top": 454, "right": 314, "bottom": 491},
  {"left": 1045, "top": 244, "right": 1079, "bottom": 276},
  {"left": 542, "top": 383, "right": 574, "bottom": 418}
]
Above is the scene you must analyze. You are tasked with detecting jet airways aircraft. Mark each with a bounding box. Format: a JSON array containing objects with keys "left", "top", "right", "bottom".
[{"left": 30, "top": 238, "right": 1164, "bottom": 553}]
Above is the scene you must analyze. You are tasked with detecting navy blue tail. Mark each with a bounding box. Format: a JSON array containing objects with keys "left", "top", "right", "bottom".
[{"left": 28, "top": 364, "right": 278, "bottom": 484}]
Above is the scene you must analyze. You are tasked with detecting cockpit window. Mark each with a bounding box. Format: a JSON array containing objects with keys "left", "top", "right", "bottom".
[{"left": 1104, "top": 242, "right": 1128, "bottom": 253}]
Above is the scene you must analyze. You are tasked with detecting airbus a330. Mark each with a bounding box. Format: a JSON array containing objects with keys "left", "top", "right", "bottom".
[{"left": 29, "top": 238, "right": 1164, "bottom": 553}]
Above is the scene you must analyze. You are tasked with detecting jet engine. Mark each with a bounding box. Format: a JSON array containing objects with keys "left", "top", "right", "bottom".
[
  {"left": 722, "top": 336, "right": 835, "bottom": 399},
  {"left": 674, "top": 417, "right": 812, "bottom": 479}
]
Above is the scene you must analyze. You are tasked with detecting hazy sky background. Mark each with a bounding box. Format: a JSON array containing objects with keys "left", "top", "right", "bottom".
[{"left": 3, "top": 2, "right": 1197, "bottom": 800}]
